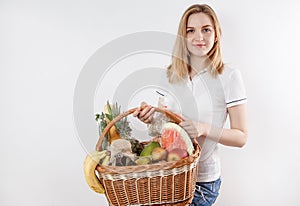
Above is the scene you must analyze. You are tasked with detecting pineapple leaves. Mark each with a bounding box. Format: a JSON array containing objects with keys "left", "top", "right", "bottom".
[
  {"left": 95, "top": 113, "right": 100, "bottom": 122},
  {"left": 107, "top": 101, "right": 113, "bottom": 117},
  {"left": 96, "top": 101, "right": 132, "bottom": 139},
  {"left": 105, "top": 113, "right": 113, "bottom": 121}
]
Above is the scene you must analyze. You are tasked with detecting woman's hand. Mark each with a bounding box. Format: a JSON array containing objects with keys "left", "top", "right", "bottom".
[
  {"left": 132, "top": 102, "right": 156, "bottom": 124},
  {"left": 179, "top": 117, "right": 208, "bottom": 139}
]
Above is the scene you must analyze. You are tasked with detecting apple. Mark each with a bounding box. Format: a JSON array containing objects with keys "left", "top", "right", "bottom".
[
  {"left": 167, "top": 148, "right": 188, "bottom": 162},
  {"left": 151, "top": 147, "right": 168, "bottom": 161}
]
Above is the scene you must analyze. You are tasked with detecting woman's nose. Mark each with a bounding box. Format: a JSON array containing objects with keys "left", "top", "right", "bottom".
[{"left": 194, "top": 30, "right": 204, "bottom": 41}]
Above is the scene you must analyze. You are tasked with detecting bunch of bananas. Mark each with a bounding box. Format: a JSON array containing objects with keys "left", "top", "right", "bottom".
[{"left": 83, "top": 150, "right": 110, "bottom": 194}]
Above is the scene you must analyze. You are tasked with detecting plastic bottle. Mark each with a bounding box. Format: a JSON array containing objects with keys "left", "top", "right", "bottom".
[{"left": 148, "top": 91, "right": 168, "bottom": 136}]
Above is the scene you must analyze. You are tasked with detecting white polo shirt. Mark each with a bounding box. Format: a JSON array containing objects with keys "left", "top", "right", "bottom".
[
  {"left": 166, "top": 66, "right": 247, "bottom": 182},
  {"left": 130, "top": 66, "right": 247, "bottom": 182}
]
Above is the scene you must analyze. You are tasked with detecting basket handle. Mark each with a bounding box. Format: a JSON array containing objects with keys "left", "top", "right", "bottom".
[{"left": 95, "top": 106, "right": 182, "bottom": 151}]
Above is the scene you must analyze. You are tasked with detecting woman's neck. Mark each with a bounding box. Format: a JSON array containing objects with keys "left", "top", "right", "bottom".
[{"left": 189, "top": 56, "right": 209, "bottom": 79}]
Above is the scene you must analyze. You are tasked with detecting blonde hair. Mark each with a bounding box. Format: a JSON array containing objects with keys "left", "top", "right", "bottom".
[{"left": 167, "top": 4, "right": 224, "bottom": 83}]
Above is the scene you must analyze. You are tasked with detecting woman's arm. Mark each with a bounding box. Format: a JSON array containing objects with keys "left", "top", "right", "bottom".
[
  {"left": 217, "top": 104, "right": 248, "bottom": 147},
  {"left": 180, "top": 104, "right": 248, "bottom": 148}
]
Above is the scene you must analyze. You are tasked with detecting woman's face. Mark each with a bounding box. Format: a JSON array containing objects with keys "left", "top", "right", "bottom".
[{"left": 186, "top": 12, "right": 215, "bottom": 58}]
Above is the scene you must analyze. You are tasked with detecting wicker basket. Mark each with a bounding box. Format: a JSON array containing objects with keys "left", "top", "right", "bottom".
[{"left": 87, "top": 107, "right": 201, "bottom": 206}]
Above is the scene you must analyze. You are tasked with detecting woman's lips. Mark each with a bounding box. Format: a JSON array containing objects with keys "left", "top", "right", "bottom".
[{"left": 194, "top": 43, "right": 205, "bottom": 48}]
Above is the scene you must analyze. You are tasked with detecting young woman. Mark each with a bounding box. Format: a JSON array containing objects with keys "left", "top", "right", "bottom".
[{"left": 134, "top": 4, "right": 248, "bottom": 206}]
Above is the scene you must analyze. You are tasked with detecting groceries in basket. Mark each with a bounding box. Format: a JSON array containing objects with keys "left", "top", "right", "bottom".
[
  {"left": 94, "top": 101, "right": 194, "bottom": 167},
  {"left": 84, "top": 101, "right": 201, "bottom": 205}
]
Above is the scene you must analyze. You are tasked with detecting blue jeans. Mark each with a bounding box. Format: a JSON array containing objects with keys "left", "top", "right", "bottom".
[{"left": 190, "top": 178, "right": 221, "bottom": 206}]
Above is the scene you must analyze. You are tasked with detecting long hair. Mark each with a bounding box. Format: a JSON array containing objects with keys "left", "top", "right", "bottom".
[{"left": 167, "top": 4, "right": 224, "bottom": 83}]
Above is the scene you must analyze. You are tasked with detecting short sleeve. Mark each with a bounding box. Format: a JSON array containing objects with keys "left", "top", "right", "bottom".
[{"left": 225, "top": 69, "right": 247, "bottom": 108}]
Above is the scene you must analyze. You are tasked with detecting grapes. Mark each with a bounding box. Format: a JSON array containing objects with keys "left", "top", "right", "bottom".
[{"left": 128, "top": 138, "right": 144, "bottom": 156}]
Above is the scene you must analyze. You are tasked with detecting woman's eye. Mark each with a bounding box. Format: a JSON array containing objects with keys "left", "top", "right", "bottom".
[
  {"left": 187, "top": 29, "right": 194, "bottom": 33},
  {"left": 203, "top": 28, "right": 211, "bottom": 33}
]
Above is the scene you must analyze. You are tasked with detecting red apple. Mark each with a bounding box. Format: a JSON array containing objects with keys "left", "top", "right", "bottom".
[
  {"left": 151, "top": 147, "right": 168, "bottom": 161},
  {"left": 167, "top": 148, "right": 188, "bottom": 162}
]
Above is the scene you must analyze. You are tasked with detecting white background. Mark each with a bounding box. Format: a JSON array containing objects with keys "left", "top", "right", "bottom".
[{"left": 1, "top": 0, "right": 300, "bottom": 205}]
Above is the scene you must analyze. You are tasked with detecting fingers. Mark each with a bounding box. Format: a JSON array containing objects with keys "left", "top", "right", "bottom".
[
  {"left": 133, "top": 102, "right": 155, "bottom": 123},
  {"left": 181, "top": 121, "right": 197, "bottom": 132},
  {"left": 140, "top": 101, "right": 147, "bottom": 107},
  {"left": 139, "top": 106, "right": 155, "bottom": 122},
  {"left": 132, "top": 107, "right": 141, "bottom": 117},
  {"left": 143, "top": 107, "right": 155, "bottom": 123},
  {"left": 179, "top": 119, "right": 198, "bottom": 139},
  {"left": 132, "top": 102, "right": 149, "bottom": 117},
  {"left": 179, "top": 118, "right": 191, "bottom": 127},
  {"left": 180, "top": 115, "right": 187, "bottom": 121},
  {"left": 138, "top": 105, "right": 151, "bottom": 117}
]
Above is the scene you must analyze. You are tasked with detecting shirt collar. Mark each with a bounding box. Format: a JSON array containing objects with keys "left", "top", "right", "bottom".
[{"left": 197, "top": 68, "right": 208, "bottom": 75}]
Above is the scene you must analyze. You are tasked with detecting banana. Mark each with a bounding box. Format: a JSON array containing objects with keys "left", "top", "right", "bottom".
[
  {"left": 101, "top": 155, "right": 110, "bottom": 166},
  {"left": 91, "top": 150, "right": 107, "bottom": 162},
  {"left": 83, "top": 151, "right": 107, "bottom": 194}
]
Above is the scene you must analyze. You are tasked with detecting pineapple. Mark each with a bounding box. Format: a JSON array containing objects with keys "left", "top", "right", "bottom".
[
  {"left": 96, "top": 101, "right": 132, "bottom": 148},
  {"left": 95, "top": 112, "right": 108, "bottom": 150}
]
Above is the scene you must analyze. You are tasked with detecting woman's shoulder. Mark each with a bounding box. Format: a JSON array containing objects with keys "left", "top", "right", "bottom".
[
  {"left": 218, "top": 66, "right": 244, "bottom": 81},
  {"left": 217, "top": 66, "right": 245, "bottom": 89},
  {"left": 220, "top": 66, "right": 239, "bottom": 77}
]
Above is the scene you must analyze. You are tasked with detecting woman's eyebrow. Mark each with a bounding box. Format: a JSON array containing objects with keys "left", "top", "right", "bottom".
[
  {"left": 187, "top": 25, "right": 213, "bottom": 29},
  {"left": 202, "top": 25, "right": 213, "bottom": 28}
]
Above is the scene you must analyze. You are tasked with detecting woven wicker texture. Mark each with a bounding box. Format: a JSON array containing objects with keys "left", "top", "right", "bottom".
[{"left": 93, "top": 107, "right": 201, "bottom": 205}]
